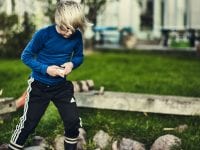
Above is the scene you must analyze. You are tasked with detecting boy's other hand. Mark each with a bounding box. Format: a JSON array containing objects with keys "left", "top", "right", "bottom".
[
  {"left": 61, "top": 62, "right": 74, "bottom": 76},
  {"left": 47, "top": 65, "right": 62, "bottom": 77}
]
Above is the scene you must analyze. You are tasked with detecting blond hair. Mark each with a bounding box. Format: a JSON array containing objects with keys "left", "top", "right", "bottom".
[{"left": 55, "top": 0, "right": 90, "bottom": 32}]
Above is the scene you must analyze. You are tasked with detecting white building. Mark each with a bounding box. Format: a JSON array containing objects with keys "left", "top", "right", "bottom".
[
  {"left": 0, "top": 0, "right": 200, "bottom": 40},
  {"left": 96, "top": 0, "right": 200, "bottom": 40}
]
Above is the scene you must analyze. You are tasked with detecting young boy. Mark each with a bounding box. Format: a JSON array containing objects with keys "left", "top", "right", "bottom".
[{"left": 8, "top": 1, "right": 90, "bottom": 150}]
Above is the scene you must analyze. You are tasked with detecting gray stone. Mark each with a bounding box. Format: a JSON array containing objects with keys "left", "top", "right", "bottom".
[
  {"left": 24, "top": 146, "right": 44, "bottom": 150},
  {"left": 151, "top": 134, "right": 181, "bottom": 150},
  {"left": 93, "top": 130, "right": 112, "bottom": 149},
  {"left": 54, "top": 135, "right": 64, "bottom": 150},
  {"left": 176, "top": 124, "right": 188, "bottom": 133},
  {"left": 112, "top": 141, "right": 118, "bottom": 150},
  {"left": 77, "top": 128, "right": 87, "bottom": 150},
  {"left": 0, "top": 98, "right": 16, "bottom": 115},
  {"left": 24, "top": 136, "right": 53, "bottom": 150},
  {"left": 112, "top": 138, "right": 145, "bottom": 150},
  {"left": 0, "top": 143, "right": 9, "bottom": 150},
  {"left": 32, "top": 136, "right": 45, "bottom": 146},
  {"left": 34, "top": 136, "right": 51, "bottom": 149},
  {"left": 54, "top": 128, "right": 87, "bottom": 150}
]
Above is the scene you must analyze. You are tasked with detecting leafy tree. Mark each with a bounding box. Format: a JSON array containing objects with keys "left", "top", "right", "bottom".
[
  {"left": 81, "top": 0, "right": 107, "bottom": 27},
  {"left": 81, "top": 0, "right": 119, "bottom": 26},
  {"left": 0, "top": 12, "right": 35, "bottom": 58},
  {"left": 44, "top": 0, "right": 115, "bottom": 27},
  {"left": 42, "top": 0, "right": 118, "bottom": 48},
  {"left": 0, "top": 12, "right": 19, "bottom": 57},
  {"left": 80, "top": 0, "right": 118, "bottom": 47},
  {"left": 44, "top": 0, "right": 58, "bottom": 23},
  {"left": 6, "top": 12, "right": 36, "bottom": 57}
]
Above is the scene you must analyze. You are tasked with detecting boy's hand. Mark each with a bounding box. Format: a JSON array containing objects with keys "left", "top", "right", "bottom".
[
  {"left": 47, "top": 65, "right": 63, "bottom": 77},
  {"left": 60, "top": 62, "right": 74, "bottom": 76}
]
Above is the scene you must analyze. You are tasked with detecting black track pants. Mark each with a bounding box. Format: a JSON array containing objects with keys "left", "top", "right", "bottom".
[{"left": 9, "top": 78, "right": 81, "bottom": 150}]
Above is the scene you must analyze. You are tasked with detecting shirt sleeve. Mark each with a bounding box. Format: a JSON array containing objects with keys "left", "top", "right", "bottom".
[
  {"left": 71, "top": 31, "right": 84, "bottom": 69},
  {"left": 21, "top": 29, "right": 48, "bottom": 75}
]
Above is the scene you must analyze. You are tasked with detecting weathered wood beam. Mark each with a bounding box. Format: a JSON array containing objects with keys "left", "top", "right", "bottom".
[
  {"left": 75, "top": 91, "right": 200, "bottom": 116},
  {"left": 0, "top": 97, "right": 16, "bottom": 115}
]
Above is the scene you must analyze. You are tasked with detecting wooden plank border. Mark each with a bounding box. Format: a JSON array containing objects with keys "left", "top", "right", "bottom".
[
  {"left": 75, "top": 91, "right": 200, "bottom": 116},
  {"left": 0, "top": 98, "right": 16, "bottom": 115}
]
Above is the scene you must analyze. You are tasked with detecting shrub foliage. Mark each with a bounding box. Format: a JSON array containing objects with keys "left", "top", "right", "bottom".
[{"left": 0, "top": 12, "right": 35, "bottom": 58}]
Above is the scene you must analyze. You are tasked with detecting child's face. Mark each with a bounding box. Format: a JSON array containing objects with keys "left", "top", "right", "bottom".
[{"left": 56, "top": 25, "right": 74, "bottom": 38}]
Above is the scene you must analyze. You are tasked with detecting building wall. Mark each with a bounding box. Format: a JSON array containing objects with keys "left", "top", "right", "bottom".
[
  {"left": 96, "top": 0, "right": 200, "bottom": 40},
  {"left": 163, "top": 0, "right": 185, "bottom": 29},
  {"left": 97, "top": 0, "right": 141, "bottom": 37},
  {"left": 189, "top": 0, "right": 200, "bottom": 29},
  {"left": 97, "top": 0, "right": 119, "bottom": 27},
  {"left": 0, "top": 0, "right": 199, "bottom": 40},
  {"left": 96, "top": 0, "right": 153, "bottom": 39}
]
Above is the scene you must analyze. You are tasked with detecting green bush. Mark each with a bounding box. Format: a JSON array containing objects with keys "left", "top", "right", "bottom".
[
  {"left": 0, "top": 12, "right": 35, "bottom": 58},
  {"left": 169, "top": 34, "right": 190, "bottom": 48},
  {"left": 0, "top": 12, "right": 18, "bottom": 57},
  {"left": 170, "top": 40, "right": 190, "bottom": 48}
]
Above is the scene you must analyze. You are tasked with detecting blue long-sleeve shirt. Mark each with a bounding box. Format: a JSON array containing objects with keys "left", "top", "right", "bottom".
[{"left": 21, "top": 25, "right": 84, "bottom": 85}]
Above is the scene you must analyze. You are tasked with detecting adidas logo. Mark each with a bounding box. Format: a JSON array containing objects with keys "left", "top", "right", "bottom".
[{"left": 70, "top": 97, "right": 76, "bottom": 103}]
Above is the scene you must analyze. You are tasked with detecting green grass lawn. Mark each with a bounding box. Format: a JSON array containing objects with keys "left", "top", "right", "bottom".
[
  {"left": 1, "top": 51, "right": 200, "bottom": 98},
  {"left": 0, "top": 51, "right": 200, "bottom": 149}
]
